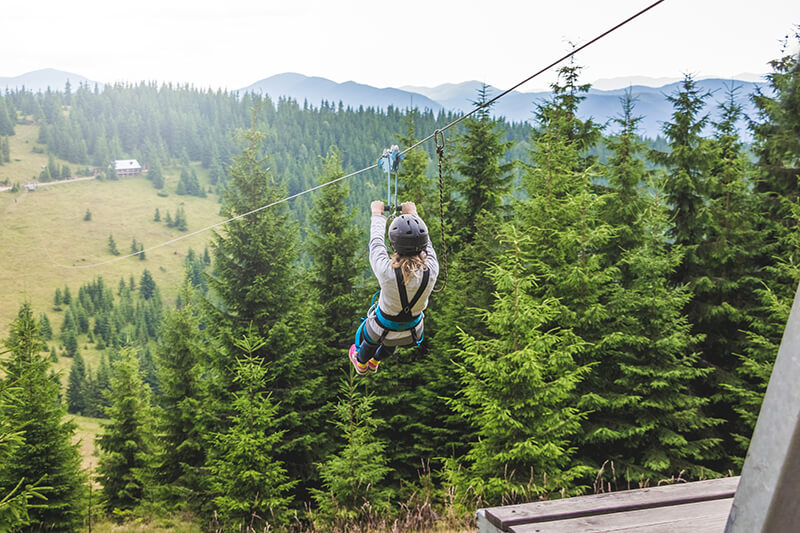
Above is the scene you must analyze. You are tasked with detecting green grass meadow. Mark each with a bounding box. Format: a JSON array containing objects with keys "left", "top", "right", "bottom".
[
  {"left": 1, "top": 126, "right": 225, "bottom": 478},
  {"left": 1, "top": 156, "right": 223, "bottom": 336}
]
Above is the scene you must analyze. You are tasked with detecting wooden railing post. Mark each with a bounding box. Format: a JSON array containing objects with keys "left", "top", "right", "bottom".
[{"left": 726, "top": 282, "right": 800, "bottom": 532}]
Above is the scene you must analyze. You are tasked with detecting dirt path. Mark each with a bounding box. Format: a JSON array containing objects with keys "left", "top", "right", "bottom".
[{"left": 0, "top": 175, "right": 97, "bottom": 193}]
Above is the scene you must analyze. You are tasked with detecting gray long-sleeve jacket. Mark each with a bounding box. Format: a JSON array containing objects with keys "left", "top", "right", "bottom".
[{"left": 369, "top": 214, "right": 439, "bottom": 317}]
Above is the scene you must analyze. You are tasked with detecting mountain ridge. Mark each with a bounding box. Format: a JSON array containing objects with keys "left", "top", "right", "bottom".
[{"left": 2, "top": 69, "right": 765, "bottom": 138}]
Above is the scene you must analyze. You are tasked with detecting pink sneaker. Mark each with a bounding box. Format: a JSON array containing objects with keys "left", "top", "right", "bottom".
[
  {"left": 367, "top": 358, "right": 380, "bottom": 373},
  {"left": 349, "top": 345, "right": 368, "bottom": 375}
]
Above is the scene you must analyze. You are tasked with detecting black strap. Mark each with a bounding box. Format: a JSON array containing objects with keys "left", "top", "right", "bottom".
[{"left": 393, "top": 268, "right": 430, "bottom": 319}]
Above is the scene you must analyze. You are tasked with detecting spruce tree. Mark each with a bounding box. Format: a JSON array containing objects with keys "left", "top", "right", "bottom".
[
  {"left": 0, "top": 98, "right": 14, "bottom": 136},
  {"left": 311, "top": 374, "right": 391, "bottom": 528},
  {"left": 1, "top": 303, "right": 86, "bottom": 531},
  {"left": 581, "top": 91, "right": 721, "bottom": 477},
  {"left": 208, "top": 330, "right": 294, "bottom": 529},
  {"left": 204, "top": 123, "right": 305, "bottom": 494},
  {"left": 66, "top": 351, "right": 87, "bottom": 414},
  {"left": 727, "top": 33, "right": 800, "bottom": 461},
  {"left": 39, "top": 312, "right": 53, "bottom": 341},
  {"left": 0, "top": 378, "right": 46, "bottom": 530},
  {"left": 452, "top": 84, "right": 513, "bottom": 243},
  {"left": 139, "top": 269, "right": 156, "bottom": 300},
  {"left": 689, "top": 86, "right": 763, "bottom": 466},
  {"left": 108, "top": 234, "right": 119, "bottom": 256},
  {"left": 153, "top": 282, "right": 207, "bottom": 509},
  {"left": 396, "top": 111, "right": 434, "bottom": 212},
  {"left": 96, "top": 348, "right": 155, "bottom": 515},
  {"left": 205, "top": 125, "right": 298, "bottom": 381},
  {"left": 300, "top": 148, "right": 363, "bottom": 479},
  {"left": 149, "top": 164, "right": 164, "bottom": 189},
  {"left": 648, "top": 74, "right": 714, "bottom": 284},
  {"left": 590, "top": 185, "right": 722, "bottom": 478},
  {"left": 449, "top": 225, "right": 591, "bottom": 504}
]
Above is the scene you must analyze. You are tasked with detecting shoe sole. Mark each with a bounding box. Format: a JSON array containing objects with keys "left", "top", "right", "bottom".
[{"left": 349, "top": 345, "right": 368, "bottom": 375}]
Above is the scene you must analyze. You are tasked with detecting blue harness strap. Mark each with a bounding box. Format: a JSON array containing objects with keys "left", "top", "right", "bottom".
[
  {"left": 354, "top": 269, "right": 430, "bottom": 348},
  {"left": 376, "top": 307, "right": 423, "bottom": 331}
]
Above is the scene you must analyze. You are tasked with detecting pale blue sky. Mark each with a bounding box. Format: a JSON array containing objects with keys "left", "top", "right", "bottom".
[{"left": 4, "top": 0, "right": 799, "bottom": 90}]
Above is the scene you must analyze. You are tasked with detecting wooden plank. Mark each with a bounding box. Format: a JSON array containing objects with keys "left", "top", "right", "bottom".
[
  {"left": 509, "top": 497, "right": 733, "bottom": 533},
  {"left": 485, "top": 477, "right": 739, "bottom": 531}
]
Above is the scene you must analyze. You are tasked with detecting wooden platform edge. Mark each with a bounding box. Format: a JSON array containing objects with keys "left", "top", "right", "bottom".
[{"left": 479, "top": 476, "right": 740, "bottom": 532}]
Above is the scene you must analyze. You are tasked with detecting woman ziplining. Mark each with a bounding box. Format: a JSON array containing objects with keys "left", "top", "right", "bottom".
[{"left": 349, "top": 200, "right": 439, "bottom": 375}]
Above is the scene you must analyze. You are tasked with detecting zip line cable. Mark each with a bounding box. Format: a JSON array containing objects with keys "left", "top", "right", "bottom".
[
  {"left": 401, "top": 0, "right": 665, "bottom": 156},
  {"left": 58, "top": 164, "right": 378, "bottom": 269},
  {"left": 56, "top": 0, "right": 665, "bottom": 270}
]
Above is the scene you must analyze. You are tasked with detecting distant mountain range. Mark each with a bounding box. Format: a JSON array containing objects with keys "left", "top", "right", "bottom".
[
  {"left": 244, "top": 73, "right": 765, "bottom": 139},
  {"left": 0, "top": 68, "right": 97, "bottom": 93},
  {"left": 3, "top": 69, "right": 767, "bottom": 139}
]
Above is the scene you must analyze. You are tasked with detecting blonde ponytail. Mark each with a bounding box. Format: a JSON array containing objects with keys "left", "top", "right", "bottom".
[{"left": 391, "top": 251, "right": 428, "bottom": 283}]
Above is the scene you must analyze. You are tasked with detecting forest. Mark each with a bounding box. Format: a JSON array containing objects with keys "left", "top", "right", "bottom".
[{"left": 1, "top": 32, "right": 799, "bottom": 532}]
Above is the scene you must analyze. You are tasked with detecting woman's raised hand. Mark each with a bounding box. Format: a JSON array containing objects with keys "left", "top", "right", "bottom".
[
  {"left": 400, "top": 202, "right": 417, "bottom": 216},
  {"left": 371, "top": 200, "right": 385, "bottom": 216}
]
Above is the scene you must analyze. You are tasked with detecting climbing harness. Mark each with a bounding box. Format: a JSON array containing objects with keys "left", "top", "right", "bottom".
[
  {"left": 378, "top": 145, "right": 404, "bottom": 215},
  {"left": 355, "top": 268, "right": 430, "bottom": 349},
  {"left": 433, "top": 130, "right": 448, "bottom": 293}
]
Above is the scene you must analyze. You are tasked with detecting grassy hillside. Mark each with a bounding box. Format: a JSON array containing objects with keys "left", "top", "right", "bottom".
[{"left": 1, "top": 124, "right": 225, "bottom": 382}]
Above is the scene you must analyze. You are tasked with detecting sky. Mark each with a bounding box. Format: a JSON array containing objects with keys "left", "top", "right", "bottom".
[{"left": 4, "top": 0, "right": 799, "bottom": 91}]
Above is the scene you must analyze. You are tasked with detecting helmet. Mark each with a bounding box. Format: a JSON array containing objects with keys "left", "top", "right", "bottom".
[{"left": 388, "top": 215, "right": 429, "bottom": 256}]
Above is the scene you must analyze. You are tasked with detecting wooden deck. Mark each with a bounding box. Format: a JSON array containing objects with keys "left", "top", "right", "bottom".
[{"left": 476, "top": 477, "right": 739, "bottom": 533}]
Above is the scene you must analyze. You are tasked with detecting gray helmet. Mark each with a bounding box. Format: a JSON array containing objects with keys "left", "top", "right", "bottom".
[{"left": 388, "top": 215, "right": 429, "bottom": 256}]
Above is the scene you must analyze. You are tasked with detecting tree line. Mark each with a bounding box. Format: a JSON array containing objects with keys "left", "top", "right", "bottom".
[{"left": 1, "top": 35, "right": 799, "bottom": 532}]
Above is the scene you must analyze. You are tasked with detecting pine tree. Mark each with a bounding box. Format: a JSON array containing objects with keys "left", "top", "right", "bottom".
[
  {"left": 648, "top": 74, "right": 714, "bottom": 284},
  {"left": 449, "top": 226, "right": 591, "bottom": 504},
  {"left": 149, "top": 164, "right": 164, "bottom": 189},
  {"left": 206, "top": 125, "right": 298, "bottom": 376},
  {"left": 687, "top": 86, "right": 763, "bottom": 467},
  {"left": 295, "top": 149, "right": 366, "bottom": 487},
  {"left": 396, "top": 111, "right": 434, "bottom": 212},
  {"left": 66, "top": 351, "right": 87, "bottom": 414},
  {"left": 311, "top": 374, "right": 391, "bottom": 527},
  {"left": 153, "top": 208, "right": 160, "bottom": 222},
  {"left": 39, "top": 312, "right": 53, "bottom": 341},
  {"left": 0, "top": 377, "right": 46, "bottom": 530},
  {"left": 153, "top": 282, "right": 208, "bottom": 509},
  {"left": 306, "top": 149, "right": 362, "bottom": 391},
  {"left": 1, "top": 303, "right": 86, "bottom": 531},
  {"left": 96, "top": 347, "right": 155, "bottom": 514},
  {"left": 108, "top": 233, "right": 119, "bottom": 256},
  {"left": 208, "top": 330, "right": 295, "bottom": 529},
  {"left": 83, "top": 208, "right": 92, "bottom": 221},
  {"left": 589, "top": 185, "right": 722, "bottom": 478},
  {"left": 0, "top": 98, "right": 14, "bottom": 136},
  {"left": 452, "top": 84, "right": 513, "bottom": 243},
  {"left": 62, "top": 330, "right": 79, "bottom": 358},
  {"left": 174, "top": 206, "right": 188, "bottom": 231},
  {"left": 727, "top": 33, "right": 800, "bottom": 461},
  {"left": 139, "top": 269, "right": 156, "bottom": 300}
]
